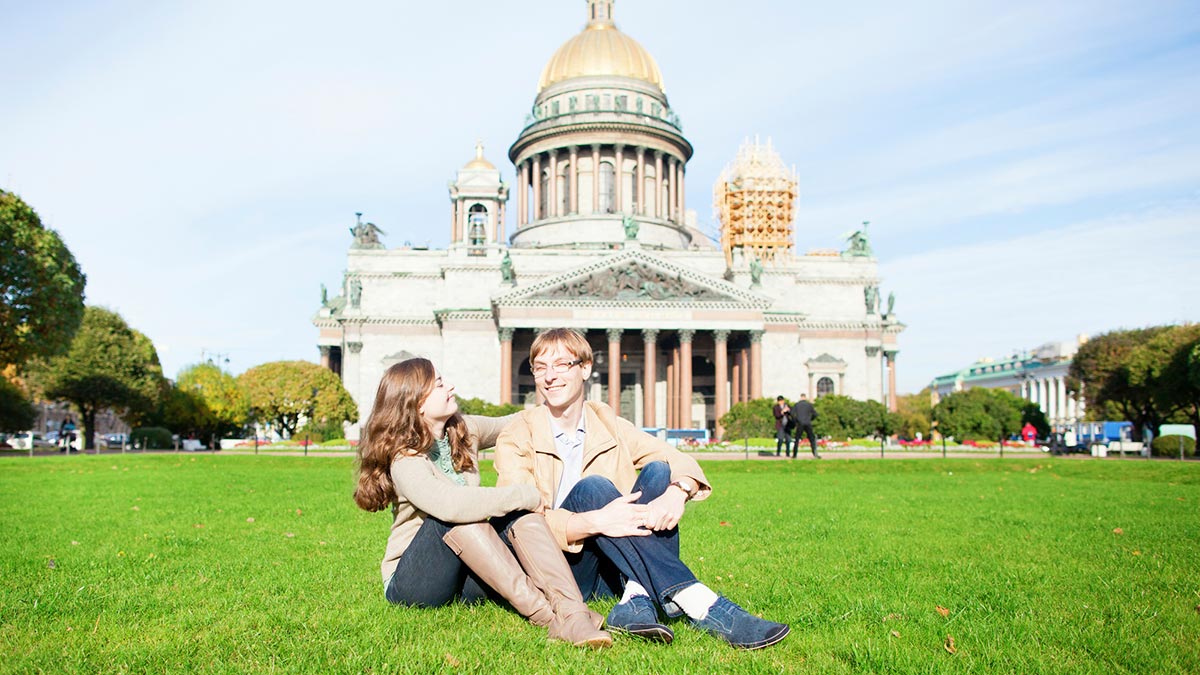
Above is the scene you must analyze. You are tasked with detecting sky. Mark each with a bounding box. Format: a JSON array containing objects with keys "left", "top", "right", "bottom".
[{"left": 2, "top": 0, "right": 1198, "bottom": 394}]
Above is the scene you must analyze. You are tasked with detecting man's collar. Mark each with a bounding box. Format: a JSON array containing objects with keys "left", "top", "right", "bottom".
[{"left": 548, "top": 406, "right": 586, "bottom": 440}]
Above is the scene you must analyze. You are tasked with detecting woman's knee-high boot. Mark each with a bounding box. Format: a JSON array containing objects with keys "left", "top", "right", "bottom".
[
  {"left": 505, "top": 513, "right": 611, "bottom": 647},
  {"left": 442, "top": 522, "right": 610, "bottom": 648}
]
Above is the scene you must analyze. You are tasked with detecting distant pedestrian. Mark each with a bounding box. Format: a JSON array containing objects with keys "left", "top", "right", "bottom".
[
  {"left": 772, "top": 396, "right": 792, "bottom": 457},
  {"left": 789, "top": 395, "right": 820, "bottom": 459}
]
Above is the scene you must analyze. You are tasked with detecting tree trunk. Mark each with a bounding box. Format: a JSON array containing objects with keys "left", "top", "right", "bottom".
[{"left": 82, "top": 406, "right": 97, "bottom": 451}]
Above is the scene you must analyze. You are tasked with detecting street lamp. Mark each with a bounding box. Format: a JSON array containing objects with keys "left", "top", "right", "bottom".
[{"left": 304, "top": 387, "right": 318, "bottom": 457}]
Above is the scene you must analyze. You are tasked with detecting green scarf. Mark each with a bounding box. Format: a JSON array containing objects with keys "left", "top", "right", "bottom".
[{"left": 429, "top": 436, "right": 467, "bottom": 486}]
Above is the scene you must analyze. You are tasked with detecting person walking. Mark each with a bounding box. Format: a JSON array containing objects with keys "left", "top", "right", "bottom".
[
  {"left": 789, "top": 394, "right": 820, "bottom": 459},
  {"left": 772, "top": 396, "right": 792, "bottom": 457}
]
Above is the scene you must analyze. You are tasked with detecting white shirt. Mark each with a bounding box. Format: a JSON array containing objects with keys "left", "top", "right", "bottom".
[{"left": 550, "top": 409, "right": 587, "bottom": 509}]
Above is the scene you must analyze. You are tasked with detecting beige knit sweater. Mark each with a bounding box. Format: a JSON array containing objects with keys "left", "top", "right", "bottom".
[{"left": 379, "top": 414, "right": 540, "bottom": 585}]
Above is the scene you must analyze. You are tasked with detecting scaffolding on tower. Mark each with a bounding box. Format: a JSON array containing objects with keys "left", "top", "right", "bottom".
[{"left": 714, "top": 137, "right": 798, "bottom": 267}]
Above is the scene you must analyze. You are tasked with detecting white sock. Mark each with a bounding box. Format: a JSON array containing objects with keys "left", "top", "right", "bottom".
[
  {"left": 620, "top": 580, "right": 650, "bottom": 603},
  {"left": 671, "top": 583, "right": 719, "bottom": 620}
]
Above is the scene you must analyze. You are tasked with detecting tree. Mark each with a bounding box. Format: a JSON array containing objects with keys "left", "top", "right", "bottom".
[
  {"left": 155, "top": 363, "right": 250, "bottom": 444},
  {"left": 0, "top": 372, "right": 36, "bottom": 433},
  {"left": 1068, "top": 327, "right": 1174, "bottom": 441},
  {"left": 239, "top": 361, "right": 358, "bottom": 438},
  {"left": 811, "top": 395, "right": 898, "bottom": 440},
  {"left": 895, "top": 389, "right": 933, "bottom": 439},
  {"left": 30, "top": 306, "right": 164, "bottom": 449},
  {"left": 0, "top": 190, "right": 87, "bottom": 368},
  {"left": 932, "top": 388, "right": 1024, "bottom": 442},
  {"left": 718, "top": 398, "right": 775, "bottom": 442},
  {"left": 456, "top": 397, "right": 524, "bottom": 418},
  {"left": 1128, "top": 324, "right": 1200, "bottom": 433}
]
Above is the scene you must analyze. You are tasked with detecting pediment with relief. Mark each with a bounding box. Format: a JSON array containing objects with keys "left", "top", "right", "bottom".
[{"left": 494, "top": 248, "right": 770, "bottom": 308}]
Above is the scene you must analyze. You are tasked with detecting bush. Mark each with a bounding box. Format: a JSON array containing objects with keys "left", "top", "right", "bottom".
[
  {"left": 1151, "top": 434, "right": 1195, "bottom": 458},
  {"left": 131, "top": 427, "right": 173, "bottom": 449},
  {"left": 456, "top": 397, "right": 524, "bottom": 417},
  {"left": 719, "top": 398, "right": 775, "bottom": 441}
]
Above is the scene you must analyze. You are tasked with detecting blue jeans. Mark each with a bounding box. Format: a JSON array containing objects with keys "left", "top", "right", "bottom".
[
  {"left": 385, "top": 516, "right": 494, "bottom": 606},
  {"left": 559, "top": 461, "right": 697, "bottom": 618}
]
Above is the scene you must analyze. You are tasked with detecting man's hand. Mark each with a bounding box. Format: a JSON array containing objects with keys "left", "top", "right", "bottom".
[
  {"left": 643, "top": 486, "right": 687, "bottom": 531},
  {"left": 582, "top": 492, "right": 652, "bottom": 538}
]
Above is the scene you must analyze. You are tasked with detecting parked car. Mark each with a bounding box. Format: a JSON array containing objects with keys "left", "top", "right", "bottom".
[
  {"left": 9, "top": 432, "right": 56, "bottom": 450},
  {"left": 100, "top": 433, "right": 130, "bottom": 449}
]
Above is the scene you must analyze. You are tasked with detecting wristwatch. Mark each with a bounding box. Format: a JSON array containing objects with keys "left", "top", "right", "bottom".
[{"left": 669, "top": 477, "right": 698, "bottom": 500}]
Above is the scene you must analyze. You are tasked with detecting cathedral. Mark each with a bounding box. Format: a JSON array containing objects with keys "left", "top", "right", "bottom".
[{"left": 314, "top": 0, "right": 904, "bottom": 438}]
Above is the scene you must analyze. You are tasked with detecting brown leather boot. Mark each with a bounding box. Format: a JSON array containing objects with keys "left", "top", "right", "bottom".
[
  {"left": 506, "top": 513, "right": 612, "bottom": 649},
  {"left": 442, "top": 523, "right": 556, "bottom": 629}
]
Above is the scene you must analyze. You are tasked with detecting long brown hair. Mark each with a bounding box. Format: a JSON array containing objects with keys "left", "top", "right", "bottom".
[{"left": 353, "top": 358, "right": 475, "bottom": 512}]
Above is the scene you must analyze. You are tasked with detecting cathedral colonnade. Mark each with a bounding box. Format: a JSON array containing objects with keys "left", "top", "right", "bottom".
[
  {"left": 497, "top": 327, "right": 761, "bottom": 434},
  {"left": 1019, "top": 374, "right": 1083, "bottom": 428},
  {"left": 514, "top": 144, "right": 686, "bottom": 225}
]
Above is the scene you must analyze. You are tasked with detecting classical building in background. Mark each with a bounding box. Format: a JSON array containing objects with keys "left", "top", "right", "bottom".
[
  {"left": 314, "top": 0, "right": 904, "bottom": 438},
  {"left": 930, "top": 337, "right": 1087, "bottom": 429}
]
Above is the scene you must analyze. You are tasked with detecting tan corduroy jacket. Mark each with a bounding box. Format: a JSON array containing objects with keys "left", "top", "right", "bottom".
[
  {"left": 494, "top": 401, "right": 711, "bottom": 553},
  {"left": 380, "top": 414, "right": 539, "bottom": 585}
]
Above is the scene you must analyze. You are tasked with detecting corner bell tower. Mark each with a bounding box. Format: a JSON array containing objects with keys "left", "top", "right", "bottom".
[{"left": 448, "top": 141, "right": 509, "bottom": 254}]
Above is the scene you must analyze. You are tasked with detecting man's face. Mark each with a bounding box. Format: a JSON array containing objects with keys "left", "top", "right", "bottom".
[{"left": 531, "top": 343, "right": 592, "bottom": 412}]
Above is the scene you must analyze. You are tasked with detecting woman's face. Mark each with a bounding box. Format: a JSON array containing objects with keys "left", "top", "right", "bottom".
[{"left": 418, "top": 369, "right": 458, "bottom": 424}]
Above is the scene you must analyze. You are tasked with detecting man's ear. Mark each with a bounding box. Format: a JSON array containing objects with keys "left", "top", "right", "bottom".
[{"left": 580, "top": 361, "right": 593, "bottom": 380}]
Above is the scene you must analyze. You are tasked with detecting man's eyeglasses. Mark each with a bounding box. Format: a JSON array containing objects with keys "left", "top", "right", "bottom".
[{"left": 531, "top": 359, "right": 584, "bottom": 378}]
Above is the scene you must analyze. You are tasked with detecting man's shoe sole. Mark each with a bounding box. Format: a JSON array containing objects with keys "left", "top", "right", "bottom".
[
  {"left": 734, "top": 624, "right": 791, "bottom": 650},
  {"left": 609, "top": 623, "right": 674, "bottom": 644}
]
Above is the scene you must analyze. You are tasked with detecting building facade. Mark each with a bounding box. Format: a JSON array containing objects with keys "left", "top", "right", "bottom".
[
  {"left": 314, "top": 1, "right": 904, "bottom": 438},
  {"left": 930, "top": 338, "right": 1087, "bottom": 429}
]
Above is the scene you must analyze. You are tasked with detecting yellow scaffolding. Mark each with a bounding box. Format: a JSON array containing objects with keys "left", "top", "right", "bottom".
[{"left": 714, "top": 138, "right": 798, "bottom": 267}]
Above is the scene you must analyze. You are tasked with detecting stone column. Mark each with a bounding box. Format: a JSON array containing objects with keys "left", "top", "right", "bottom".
[
  {"left": 635, "top": 147, "right": 646, "bottom": 215},
  {"left": 547, "top": 150, "right": 558, "bottom": 219},
  {"left": 666, "top": 156, "right": 677, "bottom": 222},
  {"left": 885, "top": 350, "right": 899, "bottom": 413},
  {"left": 666, "top": 348, "right": 677, "bottom": 427},
  {"left": 653, "top": 151, "right": 663, "bottom": 219},
  {"left": 738, "top": 346, "right": 750, "bottom": 403},
  {"left": 568, "top": 146, "right": 579, "bottom": 215},
  {"left": 450, "top": 200, "right": 459, "bottom": 243},
  {"left": 591, "top": 144, "right": 601, "bottom": 214},
  {"left": 614, "top": 144, "right": 624, "bottom": 214},
  {"left": 679, "top": 162, "right": 685, "bottom": 222},
  {"left": 497, "top": 199, "right": 506, "bottom": 244},
  {"left": 673, "top": 159, "right": 682, "bottom": 222},
  {"left": 679, "top": 329, "right": 694, "bottom": 429},
  {"left": 749, "top": 330, "right": 763, "bottom": 399},
  {"left": 319, "top": 345, "right": 331, "bottom": 370},
  {"left": 1056, "top": 377, "right": 1067, "bottom": 424},
  {"left": 713, "top": 330, "right": 730, "bottom": 438},
  {"left": 642, "top": 329, "right": 659, "bottom": 427},
  {"left": 731, "top": 352, "right": 742, "bottom": 405},
  {"left": 607, "top": 328, "right": 622, "bottom": 412},
  {"left": 499, "top": 327, "right": 514, "bottom": 405},
  {"left": 531, "top": 153, "right": 542, "bottom": 222},
  {"left": 518, "top": 161, "right": 528, "bottom": 227}
]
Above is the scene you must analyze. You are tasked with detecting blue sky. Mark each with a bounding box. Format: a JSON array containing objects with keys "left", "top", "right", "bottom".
[{"left": 3, "top": 0, "right": 1198, "bottom": 393}]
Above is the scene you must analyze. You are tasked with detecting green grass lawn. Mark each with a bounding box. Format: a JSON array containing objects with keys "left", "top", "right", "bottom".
[{"left": 1, "top": 455, "right": 1197, "bottom": 674}]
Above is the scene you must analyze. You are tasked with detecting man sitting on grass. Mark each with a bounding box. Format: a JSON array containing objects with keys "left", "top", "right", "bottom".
[{"left": 494, "top": 328, "right": 789, "bottom": 649}]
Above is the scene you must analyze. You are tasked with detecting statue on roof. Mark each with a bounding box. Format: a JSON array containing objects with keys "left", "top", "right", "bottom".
[
  {"left": 320, "top": 283, "right": 328, "bottom": 307},
  {"left": 749, "top": 256, "right": 763, "bottom": 287},
  {"left": 622, "top": 214, "right": 639, "bottom": 240},
  {"left": 350, "top": 212, "right": 386, "bottom": 249},
  {"left": 500, "top": 251, "right": 514, "bottom": 284},
  {"left": 886, "top": 291, "right": 895, "bottom": 316},
  {"left": 843, "top": 221, "right": 873, "bottom": 257},
  {"left": 865, "top": 284, "right": 879, "bottom": 315}
]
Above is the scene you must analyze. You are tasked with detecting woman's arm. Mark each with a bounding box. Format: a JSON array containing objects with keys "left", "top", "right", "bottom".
[
  {"left": 464, "top": 413, "right": 519, "bottom": 451},
  {"left": 392, "top": 457, "right": 538, "bottom": 523}
]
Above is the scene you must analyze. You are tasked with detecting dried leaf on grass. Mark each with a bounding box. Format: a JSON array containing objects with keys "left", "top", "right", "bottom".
[
  {"left": 443, "top": 653, "right": 461, "bottom": 668},
  {"left": 883, "top": 613, "right": 904, "bottom": 622},
  {"left": 719, "top": 521, "right": 731, "bottom": 527},
  {"left": 890, "top": 630, "right": 901, "bottom": 638},
  {"left": 944, "top": 635, "right": 957, "bottom": 654},
  {"left": 936, "top": 605, "right": 950, "bottom": 618},
  {"left": 1112, "top": 527, "right": 1124, "bottom": 535}
]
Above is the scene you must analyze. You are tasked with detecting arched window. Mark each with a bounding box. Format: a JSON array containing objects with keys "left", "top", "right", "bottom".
[
  {"left": 468, "top": 204, "right": 488, "bottom": 247},
  {"left": 599, "top": 161, "right": 616, "bottom": 214},
  {"left": 817, "top": 377, "right": 835, "bottom": 397}
]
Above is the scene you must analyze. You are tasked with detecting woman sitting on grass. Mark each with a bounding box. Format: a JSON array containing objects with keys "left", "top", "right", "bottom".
[{"left": 353, "top": 357, "right": 611, "bottom": 648}]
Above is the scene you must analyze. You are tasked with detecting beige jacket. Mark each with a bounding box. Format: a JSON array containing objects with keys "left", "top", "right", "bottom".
[
  {"left": 380, "top": 414, "right": 539, "bottom": 584},
  {"left": 494, "top": 401, "right": 711, "bottom": 553}
]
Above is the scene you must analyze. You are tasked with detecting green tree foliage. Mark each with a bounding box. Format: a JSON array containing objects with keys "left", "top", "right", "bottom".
[
  {"left": 167, "top": 363, "right": 250, "bottom": 441},
  {"left": 1068, "top": 327, "right": 1173, "bottom": 441},
  {"left": 1128, "top": 324, "right": 1200, "bottom": 434},
  {"left": 238, "top": 361, "right": 358, "bottom": 438},
  {"left": 718, "top": 398, "right": 775, "bottom": 441},
  {"left": 130, "top": 427, "right": 173, "bottom": 450},
  {"left": 1021, "top": 400, "right": 1051, "bottom": 438},
  {"left": 812, "top": 395, "right": 900, "bottom": 439},
  {"left": 30, "top": 306, "right": 164, "bottom": 449},
  {"left": 455, "top": 397, "right": 524, "bottom": 417},
  {"left": 932, "top": 388, "right": 1024, "bottom": 442},
  {"left": 0, "top": 190, "right": 87, "bottom": 368},
  {"left": 0, "top": 374, "right": 36, "bottom": 433},
  {"left": 895, "top": 389, "right": 933, "bottom": 439}
]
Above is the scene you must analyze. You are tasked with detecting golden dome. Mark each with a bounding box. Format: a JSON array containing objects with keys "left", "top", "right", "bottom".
[
  {"left": 537, "top": 1, "right": 663, "bottom": 93},
  {"left": 463, "top": 140, "right": 496, "bottom": 170}
]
